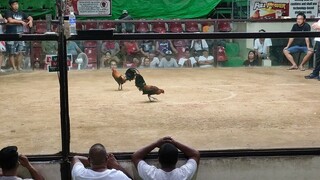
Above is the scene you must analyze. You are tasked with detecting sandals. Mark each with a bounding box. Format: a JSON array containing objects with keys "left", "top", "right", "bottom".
[{"left": 299, "top": 66, "right": 306, "bottom": 71}]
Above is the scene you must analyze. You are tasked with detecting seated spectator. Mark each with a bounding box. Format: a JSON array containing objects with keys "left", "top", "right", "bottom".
[
  {"left": 0, "top": 146, "right": 44, "bottom": 180},
  {"left": 139, "top": 57, "right": 151, "bottom": 68},
  {"left": 156, "top": 40, "right": 177, "bottom": 57},
  {"left": 132, "top": 136, "right": 200, "bottom": 180},
  {"left": 71, "top": 143, "right": 132, "bottom": 180},
  {"left": 140, "top": 40, "right": 155, "bottom": 57},
  {"left": 243, "top": 50, "right": 258, "bottom": 67},
  {"left": 100, "top": 41, "right": 121, "bottom": 67},
  {"left": 118, "top": 10, "right": 134, "bottom": 33},
  {"left": 178, "top": 49, "right": 197, "bottom": 67},
  {"left": 158, "top": 51, "right": 178, "bottom": 68},
  {"left": 67, "top": 41, "right": 82, "bottom": 61},
  {"left": 149, "top": 51, "right": 161, "bottom": 68},
  {"left": 123, "top": 40, "right": 140, "bottom": 68},
  {"left": 109, "top": 60, "right": 118, "bottom": 69},
  {"left": 173, "top": 39, "right": 190, "bottom": 60},
  {"left": 101, "top": 51, "right": 120, "bottom": 68},
  {"left": 198, "top": 49, "right": 214, "bottom": 68},
  {"left": 190, "top": 39, "right": 209, "bottom": 58},
  {"left": 202, "top": 18, "right": 214, "bottom": 32},
  {"left": 254, "top": 29, "right": 272, "bottom": 65}
]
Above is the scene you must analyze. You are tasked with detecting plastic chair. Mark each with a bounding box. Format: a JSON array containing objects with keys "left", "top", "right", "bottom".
[
  {"left": 169, "top": 22, "right": 183, "bottom": 33},
  {"left": 35, "top": 21, "right": 47, "bottom": 34},
  {"left": 185, "top": 21, "right": 199, "bottom": 32},
  {"left": 135, "top": 21, "right": 149, "bottom": 33},
  {"left": 85, "top": 22, "right": 98, "bottom": 30},
  {"left": 218, "top": 21, "right": 232, "bottom": 32},
  {"left": 152, "top": 21, "right": 166, "bottom": 33}
]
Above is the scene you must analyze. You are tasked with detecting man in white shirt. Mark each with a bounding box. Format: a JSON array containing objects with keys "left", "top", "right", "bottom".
[
  {"left": 178, "top": 49, "right": 197, "bottom": 67},
  {"left": 132, "top": 137, "right": 200, "bottom": 180},
  {"left": 190, "top": 39, "right": 209, "bottom": 57},
  {"left": 71, "top": 143, "right": 132, "bottom": 180},
  {"left": 254, "top": 29, "right": 272, "bottom": 65},
  {"left": 158, "top": 51, "right": 179, "bottom": 68},
  {"left": 198, "top": 49, "right": 214, "bottom": 68}
]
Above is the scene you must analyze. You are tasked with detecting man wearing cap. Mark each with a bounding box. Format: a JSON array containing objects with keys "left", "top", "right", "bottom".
[
  {"left": 0, "top": 146, "right": 44, "bottom": 180},
  {"left": 132, "top": 136, "right": 200, "bottom": 180},
  {"left": 5, "top": 0, "right": 33, "bottom": 71},
  {"left": 158, "top": 50, "right": 179, "bottom": 68},
  {"left": 118, "top": 10, "right": 133, "bottom": 33}
]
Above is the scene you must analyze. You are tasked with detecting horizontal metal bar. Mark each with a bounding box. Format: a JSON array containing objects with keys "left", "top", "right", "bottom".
[
  {"left": 0, "top": 34, "right": 59, "bottom": 41},
  {"left": 26, "top": 148, "right": 320, "bottom": 162}
]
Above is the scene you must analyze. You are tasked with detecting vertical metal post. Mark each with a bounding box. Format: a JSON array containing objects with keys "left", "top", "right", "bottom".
[{"left": 56, "top": 0, "right": 71, "bottom": 179}]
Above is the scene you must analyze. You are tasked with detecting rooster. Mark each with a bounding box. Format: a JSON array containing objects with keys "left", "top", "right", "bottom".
[
  {"left": 125, "top": 68, "right": 139, "bottom": 81},
  {"left": 112, "top": 68, "right": 127, "bottom": 90},
  {"left": 135, "top": 74, "right": 164, "bottom": 102}
]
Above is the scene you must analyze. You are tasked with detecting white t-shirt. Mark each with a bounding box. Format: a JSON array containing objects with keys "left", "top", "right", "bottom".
[
  {"left": 71, "top": 162, "right": 131, "bottom": 180},
  {"left": 178, "top": 57, "right": 197, "bottom": 67},
  {"left": 159, "top": 57, "right": 179, "bottom": 68},
  {"left": 198, "top": 55, "right": 214, "bottom": 68},
  {"left": 0, "top": 177, "right": 32, "bottom": 180},
  {"left": 137, "top": 159, "right": 197, "bottom": 180},
  {"left": 150, "top": 57, "right": 160, "bottom": 68},
  {"left": 191, "top": 40, "right": 209, "bottom": 51},
  {"left": 254, "top": 38, "right": 272, "bottom": 54}
]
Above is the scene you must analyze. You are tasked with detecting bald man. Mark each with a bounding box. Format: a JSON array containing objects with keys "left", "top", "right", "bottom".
[{"left": 71, "top": 143, "right": 132, "bottom": 180}]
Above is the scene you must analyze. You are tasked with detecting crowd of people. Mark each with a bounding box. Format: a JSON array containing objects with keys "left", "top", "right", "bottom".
[{"left": 0, "top": 137, "right": 200, "bottom": 180}]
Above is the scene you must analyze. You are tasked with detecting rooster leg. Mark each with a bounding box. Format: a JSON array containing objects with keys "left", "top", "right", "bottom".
[
  {"left": 118, "top": 83, "right": 122, "bottom": 91},
  {"left": 148, "top": 95, "right": 158, "bottom": 102}
]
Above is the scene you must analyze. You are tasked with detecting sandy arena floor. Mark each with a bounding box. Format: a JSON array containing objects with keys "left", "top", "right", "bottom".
[{"left": 0, "top": 67, "right": 320, "bottom": 154}]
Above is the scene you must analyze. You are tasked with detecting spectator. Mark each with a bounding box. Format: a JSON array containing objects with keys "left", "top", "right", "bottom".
[
  {"left": 101, "top": 51, "right": 120, "bottom": 68},
  {"left": 198, "top": 49, "right": 214, "bottom": 68},
  {"left": 305, "top": 20, "right": 320, "bottom": 80},
  {"left": 178, "top": 49, "right": 197, "bottom": 67},
  {"left": 254, "top": 29, "right": 272, "bottom": 65},
  {"left": 118, "top": 10, "right": 134, "bottom": 33},
  {"left": 132, "top": 136, "right": 200, "bottom": 180},
  {"left": 190, "top": 39, "right": 209, "bottom": 58},
  {"left": 67, "top": 41, "right": 82, "bottom": 62},
  {"left": 173, "top": 39, "right": 190, "bottom": 60},
  {"left": 5, "top": 0, "right": 33, "bottom": 71},
  {"left": 140, "top": 40, "right": 155, "bottom": 57},
  {"left": 109, "top": 59, "right": 118, "bottom": 69},
  {"left": 149, "top": 51, "right": 161, "bottom": 68},
  {"left": 156, "top": 40, "right": 177, "bottom": 57},
  {"left": 283, "top": 12, "right": 313, "bottom": 71},
  {"left": 0, "top": 146, "right": 44, "bottom": 180},
  {"left": 0, "top": 14, "right": 7, "bottom": 73},
  {"left": 123, "top": 40, "right": 140, "bottom": 68},
  {"left": 100, "top": 40, "right": 121, "bottom": 65},
  {"left": 243, "top": 50, "right": 258, "bottom": 67},
  {"left": 202, "top": 18, "right": 214, "bottom": 32},
  {"left": 41, "top": 41, "right": 58, "bottom": 55},
  {"left": 139, "top": 57, "right": 151, "bottom": 68},
  {"left": 158, "top": 51, "right": 178, "bottom": 68},
  {"left": 71, "top": 143, "right": 132, "bottom": 180}
]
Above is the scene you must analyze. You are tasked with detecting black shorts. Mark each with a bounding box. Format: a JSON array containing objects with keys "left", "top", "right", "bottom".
[{"left": 6, "top": 41, "right": 26, "bottom": 55}]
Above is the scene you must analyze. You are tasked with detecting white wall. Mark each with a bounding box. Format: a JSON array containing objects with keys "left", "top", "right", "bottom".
[{"left": 12, "top": 155, "right": 320, "bottom": 180}]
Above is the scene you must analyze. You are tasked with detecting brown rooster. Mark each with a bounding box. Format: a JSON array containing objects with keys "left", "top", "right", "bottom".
[
  {"left": 112, "top": 68, "right": 127, "bottom": 90},
  {"left": 135, "top": 74, "right": 164, "bottom": 101}
]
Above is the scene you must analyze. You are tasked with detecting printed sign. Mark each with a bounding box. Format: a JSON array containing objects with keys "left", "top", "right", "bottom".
[
  {"left": 64, "top": 0, "right": 111, "bottom": 16},
  {"left": 250, "top": 0, "right": 289, "bottom": 19},
  {"left": 289, "top": 0, "right": 318, "bottom": 18},
  {"left": 46, "top": 54, "right": 73, "bottom": 72}
]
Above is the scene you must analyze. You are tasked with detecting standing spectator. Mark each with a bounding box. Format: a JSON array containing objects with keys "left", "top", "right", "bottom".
[
  {"left": 158, "top": 51, "right": 179, "bottom": 68},
  {"left": 0, "top": 146, "right": 44, "bottom": 180},
  {"left": 254, "top": 29, "right": 272, "bottom": 65},
  {"left": 190, "top": 39, "right": 209, "bottom": 58},
  {"left": 132, "top": 136, "right": 200, "bottom": 180},
  {"left": 5, "top": 0, "right": 33, "bottom": 71},
  {"left": 0, "top": 14, "right": 7, "bottom": 72},
  {"left": 283, "top": 12, "right": 313, "bottom": 71},
  {"left": 71, "top": 143, "right": 132, "bottom": 180},
  {"left": 198, "top": 49, "right": 214, "bottom": 68},
  {"left": 243, "top": 50, "right": 258, "bottom": 67},
  {"left": 67, "top": 41, "right": 82, "bottom": 62},
  {"left": 156, "top": 40, "right": 177, "bottom": 57},
  {"left": 118, "top": 10, "right": 134, "bottom": 33},
  {"left": 178, "top": 49, "right": 197, "bottom": 67},
  {"left": 305, "top": 20, "right": 320, "bottom": 80}
]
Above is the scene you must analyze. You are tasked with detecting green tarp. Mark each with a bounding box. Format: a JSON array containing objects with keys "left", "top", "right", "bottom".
[{"left": 1, "top": 0, "right": 221, "bottom": 20}]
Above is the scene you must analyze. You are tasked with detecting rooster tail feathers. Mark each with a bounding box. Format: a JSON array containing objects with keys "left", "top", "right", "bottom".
[{"left": 135, "top": 74, "right": 146, "bottom": 89}]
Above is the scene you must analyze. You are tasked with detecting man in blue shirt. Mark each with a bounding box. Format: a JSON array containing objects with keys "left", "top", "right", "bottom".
[{"left": 5, "top": 0, "right": 33, "bottom": 71}]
